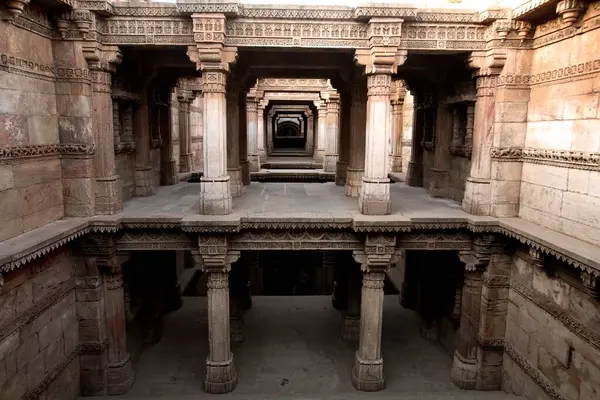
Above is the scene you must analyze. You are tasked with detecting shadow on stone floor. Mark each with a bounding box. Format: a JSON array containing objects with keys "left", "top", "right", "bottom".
[{"left": 85, "top": 296, "right": 517, "bottom": 400}]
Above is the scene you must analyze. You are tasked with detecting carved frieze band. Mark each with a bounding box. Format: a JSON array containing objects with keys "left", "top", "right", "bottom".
[
  {"left": 229, "top": 231, "right": 362, "bottom": 250},
  {"left": 22, "top": 346, "right": 80, "bottom": 400},
  {"left": 512, "top": 281, "right": 600, "bottom": 352},
  {"left": 397, "top": 232, "right": 472, "bottom": 250},
  {"left": 504, "top": 341, "right": 569, "bottom": 400},
  {"left": 497, "top": 59, "right": 600, "bottom": 87},
  {"left": 0, "top": 144, "right": 96, "bottom": 161},
  {"left": 116, "top": 231, "right": 195, "bottom": 250},
  {"left": 491, "top": 147, "right": 600, "bottom": 171},
  {"left": 1, "top": 52, "right": 90, "bottom": 83}
]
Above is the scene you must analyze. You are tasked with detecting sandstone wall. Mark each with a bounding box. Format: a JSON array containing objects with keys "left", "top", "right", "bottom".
[
  {"left": 503, "top": 249, "right": 600, "bottom": 400},
  {"left": 0, "top": 6, "right": 65, "bottom": 241},
  {"left": 517, "top": 5, "right": 600, "bottom": 244},
  {"left": 0, "top": 247, "right": 79, "bottom": 399}
]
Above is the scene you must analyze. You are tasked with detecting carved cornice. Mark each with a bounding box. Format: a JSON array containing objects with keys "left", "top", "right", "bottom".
[
  {"left": 0, "top": 144, "right": 95, "bottom": 161},
  {"left": 116, "top": 231, "right": 195, "bottom": 251},
  {"left": 397, "top": 232, "right": 472, "bottom": 250},
  {"left": 491, "top": 146, "right": 600, "bottom": 170}
]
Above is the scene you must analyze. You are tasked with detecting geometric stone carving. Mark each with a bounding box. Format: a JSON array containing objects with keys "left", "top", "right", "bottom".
[{"left": 229, "top": 231, "right": 362, "bottom": 250}]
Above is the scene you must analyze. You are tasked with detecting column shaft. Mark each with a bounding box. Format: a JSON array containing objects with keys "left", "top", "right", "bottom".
[
  {"left": 314, "top": 104, "right": 327, "bottom": 164},
  {"left": 324, "top": 96, "right": 340, "bottom": 172},
  {"left": 389, "top": 86, "right": 405, "bottom": 173},
  {"left": 407, "top": 94, "right": 424, "bottom": 187},
  {"left": 336, "top": 95, "right": 351, "bottom": 185},
  {"left": 352, "top": 270, "right": 386, "bottom": 391},
  {"left": 359, "top": 74, "right": 392, "bottom": 215},
  {"left": 306, "top": 113, "right": 315, "bottom": 155},
  {"left": 342, "top": 265, "right": 361, "bottom": 341},
  {"left": 134, "top": 93, "right": 155, "bottom": 196},
  {"left": 246, "top": 99, "right": 260, "bottom": 172},
  {"left": 345, "top": 78, "right": 367, "bottom": 197},
  {"left": 200, "top": 71, "right": 232, "bottom": 215},
  {"left": 178, "top": 95, "right": 193, "bottom": 173},
  {"left": 238, "top": 97, "right": 250, "bottom": 185},
  {"left": 226, "top": 89, "right": 243, "bottom": 197},
  {"left": 91, "top": 69, "right": 122, "bottom": 214},
  {"left": 103, "top": 271, "right": 134, "bottom": 394},
  {"left": 257, "top": 105, "right": 266, "bottom": 160}
]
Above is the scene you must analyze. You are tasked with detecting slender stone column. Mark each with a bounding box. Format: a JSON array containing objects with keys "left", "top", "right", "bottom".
[
  {"left": 331, "top": 253, "right": 348, "bottom": 309},
  {"left": 359, "top": 74, "right": 393, "bottom": 215},
  {"left": 239, "top": 96, "right": 250, "bottom": 185},
  {"left": 113, "top": 100, "right": 122, "bottom": 151},
  {"left": 226, "top": 84, "right": 243, "bottom": 197},
  {"left": 134, "top": 91, "right": 156, "bottom": 196},
  {"left": 389, "top": 81, "right": 405, "bottom": 173},
  {"left": 463, "top": 52, "right": 505, "bottom": 215},
  {"left": 429, "top": 98, "right": 453, "bottom": 197},
  {"left": 313, "top": 100, "right": 327, "bottom": 164},
  {"left": 177, "top": 89, "right": 194, "bottom": 173},
  {"left": 336, "top": 93, "right": 351, "bottom": 185},
  {"left": 192, "top": 242, "right": 240, "bottom": 394},
  {"left": 324, "top": 93, "right": 340, "bottom": 172},
  {"left": 450, "top": 243, "right": 489, "bottom": 390},
  {"left": 85, "top": 46, "right": 123, "bottom": 215},
  {"left": 306, "top": 110, "right": 314, "bottom": 155},
  {"left": 407, "top": 93, "right": 424, "bottom": 187},
  {"left": 257, "top": 100, "right": 268, "bottom": 161},
  {"left": 199, "top": 70, "right": 232, "bottom": 214},
  {"left": 345, "top": 76, "right": 367, "bottom": 197},
  {"left": 246, "top": 95, "right": 260, "bottom": 172},
  {"left": 266, "top": 110, "right": 274, "bottom": 156},
  {"left": 102, "top": 255, "right": 135, "bottom": 395},
  {"left": 342, "top": 263, "right": 362, "bottom": 341}
]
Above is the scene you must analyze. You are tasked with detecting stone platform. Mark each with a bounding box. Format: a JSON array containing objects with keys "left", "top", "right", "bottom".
[{"left": 81, "top": 296, "right": 514, "bottom": 400}]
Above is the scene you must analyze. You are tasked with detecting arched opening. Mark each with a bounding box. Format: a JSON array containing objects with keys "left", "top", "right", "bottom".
[{"left": 274, "top": 117, "right": 305, "bottom": 150}]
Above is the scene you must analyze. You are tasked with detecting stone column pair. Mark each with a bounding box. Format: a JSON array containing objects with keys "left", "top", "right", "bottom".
[
  {"left": 77, "top": 236, "right": 134, "bottom": 396},
  {"left": 450, "top": 236, "right": 508, "bottom": 391},
  {"left": 192, "top": 237, "right": 240, "bottom": 394}
]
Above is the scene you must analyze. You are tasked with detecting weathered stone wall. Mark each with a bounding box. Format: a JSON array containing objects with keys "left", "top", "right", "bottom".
[
  {"left": 517, "top": 5, "right": 600, "bottom": 244},
  {"left": 449, "top": 156, "right": 471, "bottom": 203},
  {"left": 0, "top": 6, "right": 66, "bottom": 240},
  {"left": 503, "top": 248, "right": 600, "bottom": 399},
  {"left": 0, "top": 247, "right": 79, "bottom": 399}
]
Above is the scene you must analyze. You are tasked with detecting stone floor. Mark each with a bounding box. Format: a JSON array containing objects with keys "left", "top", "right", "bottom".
[
  {"left": 122, "top": 182, "right": 472, "bottom": 220},
  {"left": 84, "top": 296, "right": 516, "bottom": 400}
]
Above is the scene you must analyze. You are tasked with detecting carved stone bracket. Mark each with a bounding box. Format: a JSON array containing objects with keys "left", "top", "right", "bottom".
[
  {"left": 78, "top": 234, "right": 120, "bottom": 274},
  {"left": 193, "top": 235, "right": 240, "bottom": 273},
  {"left": 581, "top": 271, "right": 599, "bottom": 299},
  {"left": 459, "top": 235, "right": 500, "bottom": 271},
  {"left": 2, "top": 0, "right": 31, "bottom": 22},
  {"left": 353, "top": 234, "right": 399, "bottom": 272},
  {"left": 556, "top": 0, "right": 586, "bottom": 27}
]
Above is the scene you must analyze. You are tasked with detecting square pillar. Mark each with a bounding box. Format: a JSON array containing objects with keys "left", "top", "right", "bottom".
[
  {"left": 346, "top": 74, "right": 367, "bottom": 197},
  {"left": 257, "top": 100, "right": 268, "bottom": 161},
  {"left": 226, "top": 83, "right": 243, "bottom": 197},
  {"left": 246, "top": 94, "right": 260, "bottom": 172},
  {"left": 324, "top": 93, "right": 340, "bottom": 172},
  {"left": 389, "top": 80, "right": 406, "bottom": 173},
  {"left": 342, "top": 262, "right": 362, "bottom": 341},
  {"left": 313, "top": 100, "right": 327, "bottom": 164}
]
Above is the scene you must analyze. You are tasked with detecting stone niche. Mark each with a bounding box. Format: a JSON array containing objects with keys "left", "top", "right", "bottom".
[{"left": 503, "top": 246, "right": 600, "bottom": 400}]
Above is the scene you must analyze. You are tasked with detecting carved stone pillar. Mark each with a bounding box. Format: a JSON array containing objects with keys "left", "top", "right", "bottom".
[
  {"left": 331, "top": 253, "right": 348, "bottom": 309},
  {"left": 336, "top": 93, "right": 351, "bottom": 185},
  {"left": 359, "top": 74, "right": 393, "bottom": 215},
  {"left": 306, "top": 110, "right": 314, "bottom": 155},
  {"left": 351, "top": 235, "right": 397, "bottom": 391},
  {"left": 177, "top": 89, "right": 194, "bottom": 174},
  {"left": 345, "top": 76, "right": 367, "bottom": 197},
  {"left": 192, "top": 237, "right": 240, "bottom": 394},
  {"left": 84, "top": 45, "right": 123, "bottom": 214},
  {"left": 450, "top": 236, "right": 495, "bottom": 390},
  {"left": 200, "top": 70, "right": 232, "bottom": 214},
  {"left": 313, "top": 100, "right": 327, "bottom": 164},
  {"left": 389, "top": 81, "right": 405, "bottom": 173},
  {"left": 257, "top": 100, "right": 268, "bottom": 161},
  {"left": 101, "top": 253, "right": 135, "bottom": 395},
  {"left": 463, "top": 51, "right": 505, "bottom": 215},
  {"left": 134, "top": 90, "right": 156, "bottom": 196},
  {"left": 342, "top": 262, "right": 362, "bottom": 341},
  {"left": 324, "top": 93, "right": 340, "bottom": 172},
  {"left": 113, "top": 100, "right": 122, "bottom": 152},
  {"left": 226, "top": 83, "right": 243, "bottom": 197},
  {"left": 246, "top": 94, "right": 260, "bottom": 172},
  {"left": 407, "top": 92, "right": 424, "bottom": 187},
  {"left": 266, "top": 110, "right": 274, "bottom": 156},
  {"left": 238, "top": 95, "right": 250, "bottom": 185},
  {"left": 428, "top": 97, "right": 452, "bottom": 198}
]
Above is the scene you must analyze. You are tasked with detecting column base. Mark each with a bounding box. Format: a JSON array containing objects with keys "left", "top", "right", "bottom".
[
  {"left": 135, "top": 166, "right": 156, "bottom": 197},
  {"left": 358, "top": 177, "right": 391, "bottom": 215},
  {"left": 341, "top": 315, "right": 360, "bottom": 341},
  {"left": 389, "top": 154, "right": 403, "bottom": 173},
  {"left": 107, "top": 356, "right": 135, "bottom": 395},
  {"left": 345, "top": 168, "right": 363, "bottom": 197},
  {"left": 450, "top": 351, "right": 477, "bottom": 390},
  {"left": 314, "top": 148, "right": 325, "bottom": 165},
  {"left": 258, "top": 148, "right": 266, "bottom": 161},
  {"left": 163, "top": 160, "right": 178, "bottom": 185},
  {"left": 335, "top": 161, "right": 348, "bottom": 186},
  {"left": 204, "top": 355, "right": 237, "bottom": 394},
  {"left": 428, "top": 168, "right": 449, "bottom": 198},
  {"left": 240, "top": 160, "right": 250, "bottom": 186},
  {"left": 179, "top": 153, "right": 193, "bottom": 173},
  {"left": 406, "top": 162, "right": 423, "bottom": 187},
  {"left": 199, "top": 176, "right": 232, "bottom": 215},
  {"left": 227, "top": 167, "right": 243, "bottom": 197},
  {"left": 247, "top": 154, "right": 260, "bottom": 172},
  {"left": 351, "top": 352, "right": 384, "bottom": 392},
  {"left": 95, "top": 175, "right": 122, "bottom": 215},
  {"left": 230, "top": 316, "right": 244, "bottom": 343},
  {"left": 323, "top": 154, "right": 338, "bottom": 172},
  {"left": 462, "top": 177, "right": 491, "bottom": 216}
]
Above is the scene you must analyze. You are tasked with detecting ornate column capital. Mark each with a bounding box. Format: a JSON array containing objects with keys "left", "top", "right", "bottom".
[
  {"left": 355, "top": 47, "right": 407, "bottom": 76},
  {"left": 353, "top": 234, "right": 398, "bottom": 272},
  {"left": 192, "top": 236, "right": 240, "bottom": 274},
  {"left": 187, "top": 45, "right": 238, "bottom": 74},
  {"left": 466, "top": 49, "right": 507, "bottom": 78},
  {"left": 82, "top": 44, "right": 122, "bottom": 73},
  {"left": 459, "top": 235, "right": 504, "bottom": 271}
]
